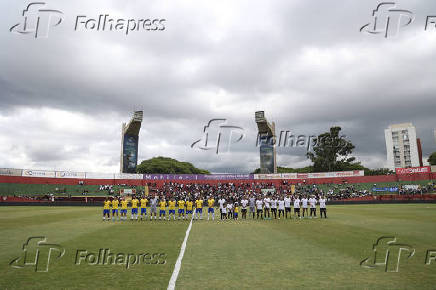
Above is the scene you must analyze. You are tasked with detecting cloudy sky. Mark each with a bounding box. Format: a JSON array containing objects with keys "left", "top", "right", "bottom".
[{"left": 1, "top": 0, "right": 435, "bottom": 174}]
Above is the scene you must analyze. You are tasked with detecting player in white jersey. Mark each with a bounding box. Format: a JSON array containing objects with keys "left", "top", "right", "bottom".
[
  {"left": 284, "top": 195, "right": 292, "bottom": 219},
  {"left": 218, "top": 196, "right": 226, "bottom": 220},
  {"left": 293, "top": 196, "right": 301, "bottom": 218},
  {"left": 150, "top": 195, "right": 158, "bottom": 220},
  {"left": 319, "top": 195, "right": 327, "bottom": 218},
  {"left": 277, "top": 196, "right": 285, "bottom": 219},
  {"left": 226, "top": 202, "right": 233, "bottom": 219},
  {"left": 240, "top": 196, "right": 249, "bottom": 219},
  {"left": 221, "top": 202, "right": 228, "bottom": 219},
  {"left": 255, "top": 197, "right": 263, "bottom": 219},
  {"left": 249, "top": 195, "right": 256, "bottom": 219},
  {"left": 309, "top": 195, "right": 317, "bottom": 218},
  {"left": 301, "top": 196, "right": 309, "bottom": 218},
  {"left": 263, "top": 195, "right": 271, "bottom": 219},
  {"left": 270, "top": 196, "right": 278, "bottom": 219}
]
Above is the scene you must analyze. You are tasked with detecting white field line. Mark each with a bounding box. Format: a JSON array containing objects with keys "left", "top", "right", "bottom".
[{"left": 167, "top": 215, "right": 194, "bottom": 290}]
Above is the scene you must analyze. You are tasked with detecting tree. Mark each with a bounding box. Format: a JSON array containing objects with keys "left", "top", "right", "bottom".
[
  {"left": 306, "top": 126, "right": 357, "bottom": 172},
  {"left": 428, "top": 152, "right": 436, "bottom": 166},
  {"left": 136, "top": 156, "right": 210, "bottom": 174}
]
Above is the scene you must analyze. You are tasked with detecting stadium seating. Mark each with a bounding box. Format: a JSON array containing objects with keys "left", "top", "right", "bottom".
[{"left": 0, "top": 174, "right": 433, "bottom": 198}]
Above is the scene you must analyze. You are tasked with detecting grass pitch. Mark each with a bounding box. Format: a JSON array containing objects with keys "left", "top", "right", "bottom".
[{"left": 1, "top": 204, "right": 435, "bottom": 289}]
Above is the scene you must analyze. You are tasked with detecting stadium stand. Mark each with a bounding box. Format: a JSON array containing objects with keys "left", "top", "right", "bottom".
[{"left": 0, "top": 167, "right": 434, "bottom": 204}]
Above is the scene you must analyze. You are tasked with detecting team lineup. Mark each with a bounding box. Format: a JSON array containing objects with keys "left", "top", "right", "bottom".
[{"left": 102, "top": 194, "right": 328, "bottom": 221}]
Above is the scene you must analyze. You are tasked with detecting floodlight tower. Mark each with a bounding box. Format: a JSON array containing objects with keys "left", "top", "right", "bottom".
[
  {"left": 120, "top": 111, "right": 143, "bottom": 173},
  {"left": 255, "top": 111, "right": 277, "bottom": 174}
]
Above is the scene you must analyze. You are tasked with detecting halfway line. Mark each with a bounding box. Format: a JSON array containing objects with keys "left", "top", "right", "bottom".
[{"left": 167, "top": 215, "right": 194, "bottom": 290}]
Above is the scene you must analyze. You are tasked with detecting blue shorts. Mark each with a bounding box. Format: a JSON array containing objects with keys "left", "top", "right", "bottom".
[
  {"left": 196, "top": 208, "right": 202, "bottom": 213},
  {"left": 141, "top": 208, "right": 147, "bottom": 214},
  {"left": 234, "top": 213, "right": 238, "bottom": 218},
  {"left": 121, "top": 209, "right": 127, "bottom": 214},
  {"left": 159, "top": 210, "right": 166, "bottom": 215},
  {"left": 186, "top": 210, "right": 193, "bottom": 214},
  {"left": 178, "top": 209, "right": 185, "bottom": 214},
  {"left": 112, "top": 209, "right": 118, "bottom": 214},
  {"left": 132, "top": 208, "right": 138, "bottom": 214},
  {"left": 103, "top": 209, "right": 110, "bottom": 215},
  {"left": 169, "top": 210, "right": 175, "bottom": 214},
  {"left": 208, "top": 208, "right": 214, "bottom": 213}
]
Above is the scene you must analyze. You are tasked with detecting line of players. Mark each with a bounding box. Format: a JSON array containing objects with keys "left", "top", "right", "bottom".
[{"left": 102, "top": 194, "right": 327, "bottom": 221}]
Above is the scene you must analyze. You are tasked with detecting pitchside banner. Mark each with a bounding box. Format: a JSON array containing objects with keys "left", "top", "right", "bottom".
[
  {"left": 22, "top": 169, "right": 56, "bottom": 178},
  {"left": 143, "top": 174, "right": 253, "bottom": 180},
  {"left": 254, "top": 170, "right": 364, "bottom": 179},
  {"left": 55, "top": 171, "right": 86, "bottom": 179},
  {"left": 395, "top": 166, "right": 431, "bottom": 175},
  {"left": 255, "top": 173, "right": 284, "bottom": 179},
  {"left": 114, "top": 173, "right": 143, "bottom": 180},
  {"left": 281, "top": 173, "right": 298, "bottom": 179},
  {"left": 372, "top": 187, "right": 398, "bottom": 192},
  {"left": 0, "top": 168, "right": 22, "bottom": 176},
  {"left": 85, "top": 172, "right": 115, "bottom": 179},
  {"left": 202, "top": 174, "right": 252, "bottom": 180}
]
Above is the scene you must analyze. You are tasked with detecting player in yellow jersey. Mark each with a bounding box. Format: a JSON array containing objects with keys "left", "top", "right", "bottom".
[
  {"left": 177, "top": 199, "right": 186, "bottom": 220},
  {"left": 195, "top": 197, "right": 204, "bottom": 220},
  {"left": 140, "top": 196, "right": 148, "bottom": 220},
  {"left": 159, "top": 198, "right": 167, "bottom": 220},
  {"left": 130, "top": 196, "right": 139, "bottom": 220},
  {"left": 168, "top": 198, "right": 177, "bottom": 221},
  {"left": 103, "top": 197, "right": 111, "bottom": 221},
  {"left": 120, "top": 198, "right": 128, "bottom": 221},
  {"left": 111, "top": 198, "right": 120, "bottom": 221},
  {"left": 207, "top": 196, "right": 215, "bottom": 221},
  {"left": 234, "top": 202, "right": 239, "bottom": 220},
  {"left": 185, "top": 199, "right": 193, "bottom": 219}
]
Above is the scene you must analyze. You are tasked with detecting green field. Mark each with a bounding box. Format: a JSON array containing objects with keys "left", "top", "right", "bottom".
[{"left": 1, "top": 204, "right": 435, "bottom": 289}]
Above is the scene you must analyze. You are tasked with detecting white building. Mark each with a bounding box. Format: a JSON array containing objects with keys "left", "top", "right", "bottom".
[{"left": 385, "top": 123, "right": 420, "bottom": 170}]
